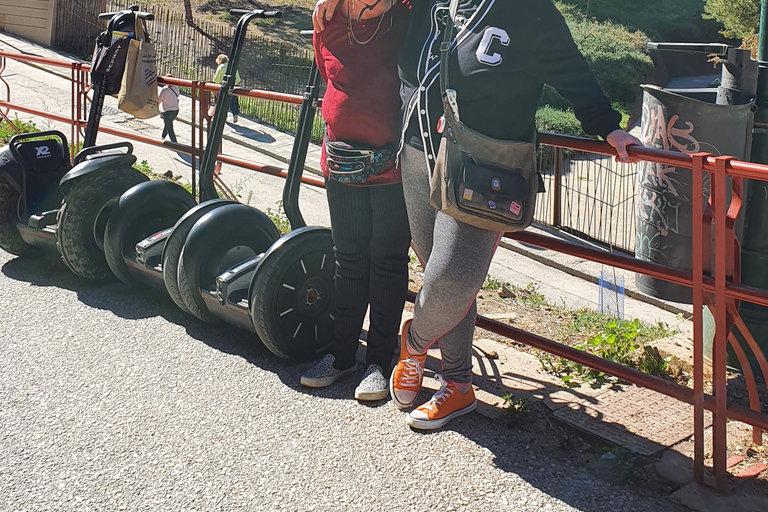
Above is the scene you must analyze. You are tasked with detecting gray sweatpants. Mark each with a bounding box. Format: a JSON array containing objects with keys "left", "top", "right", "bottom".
[{"left": 401, "top": 145, "right": 502, "bottom": 384}]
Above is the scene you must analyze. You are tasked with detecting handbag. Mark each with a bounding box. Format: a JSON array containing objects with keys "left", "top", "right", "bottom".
[
  {"left": 429, "top": 0, "right": 542, "bottom": 233},
  {"left": 117, "top": 17, "right": 159, "bottom": 119}
]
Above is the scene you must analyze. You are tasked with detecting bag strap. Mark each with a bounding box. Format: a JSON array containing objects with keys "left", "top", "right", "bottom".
[
  {"left": 133, "top": 15, "right": 150, "bottom": 43},
  {"left": 439, "top": 0, "right": 458, "bottom": 102}
]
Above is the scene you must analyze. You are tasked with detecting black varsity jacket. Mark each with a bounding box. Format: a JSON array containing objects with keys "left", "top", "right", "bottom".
[{"left": 398, "top": 0, "right": 622, "bottom": 164}]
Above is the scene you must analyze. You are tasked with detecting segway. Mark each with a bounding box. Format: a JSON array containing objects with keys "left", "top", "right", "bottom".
[
  {"left": 173, "top": 27, "right": 335, "bottom": 360},
  {"left": 101, "top": 9, "right": 282, "bottom": 292},
  {"left": 0, "top": 7, "right": 154, "bottom": 281}
]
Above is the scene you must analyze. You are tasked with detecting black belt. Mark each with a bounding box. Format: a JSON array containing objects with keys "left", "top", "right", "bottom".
[{"left": 325, "top": 136, "right": 395, "bottom": 184}]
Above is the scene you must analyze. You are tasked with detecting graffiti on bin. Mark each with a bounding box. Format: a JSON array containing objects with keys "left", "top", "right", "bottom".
[{"left": 636, "top": 101, "right": 708, "bottom": 258}]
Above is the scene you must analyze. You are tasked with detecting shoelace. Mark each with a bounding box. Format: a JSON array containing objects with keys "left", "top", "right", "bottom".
[
  {"left": 398, "top": 357, "right": 424, "bottom": 389},
  {"left": 422, "top": 375, "right": 454, "bottom": 412}
]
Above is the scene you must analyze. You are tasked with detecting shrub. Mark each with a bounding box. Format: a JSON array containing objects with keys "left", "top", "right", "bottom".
[
  {"left": 536, "top": 106, "right": 588, "bottom": 138},
  {"left": 0, "top": 117, "right": 39, "bottom": 145},
  {"left": 703, "top": 0, "right": 760, "bottom": 41},
  {"left": 566, "top": 19, "right": 653, "bottom": 106}
]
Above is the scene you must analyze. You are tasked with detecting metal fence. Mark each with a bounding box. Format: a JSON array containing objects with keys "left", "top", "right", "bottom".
[{"left": 536, "top": 148, "right": 638, "bottom": 254}]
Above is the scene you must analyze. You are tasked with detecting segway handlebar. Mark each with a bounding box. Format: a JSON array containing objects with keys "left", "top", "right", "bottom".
[
  {"left": 228, "top": 9, "right": 282, "bottom": 18},
  {"left": 99, "top": 9, "right": 155, "bottom": 21}
]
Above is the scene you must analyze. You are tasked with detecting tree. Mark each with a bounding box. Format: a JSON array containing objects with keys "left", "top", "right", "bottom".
[{"left": 703, "top": 0, "right": 760, "bottom": 41}]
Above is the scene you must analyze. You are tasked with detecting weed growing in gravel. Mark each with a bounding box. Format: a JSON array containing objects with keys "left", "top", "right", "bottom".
[
  {"left": 495, "top": 281, "right": 547, "bottom": 308},
  {"left": 483, "top": 275, "right": 502, "bottom": 291},
  {"left": 133, "top": 160, "right": 154, "bottom": 176},
  {"left": 501, "top": 393, "right": 531, "bottom": 415},
  {"left": 265, "top": 200, "right": 291, "bottom": 234},
  {"left": 538, "top": 317, "right": 677, "bottom": 387},
  {"left": 132, "top": 160, "right": 193, "bottom": 195}
]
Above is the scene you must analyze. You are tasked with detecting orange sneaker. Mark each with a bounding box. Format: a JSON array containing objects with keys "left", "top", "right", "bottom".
[
  {"left": 389, "top": 319, "right": 426, "bottom": 409},
  {"left": 406, "top": 375, "right": 477, "bottom": 430}
]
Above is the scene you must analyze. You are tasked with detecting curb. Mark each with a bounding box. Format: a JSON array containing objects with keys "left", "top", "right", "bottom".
[{"left": 499, "top": 238, "right": 693, "bottom": 318}]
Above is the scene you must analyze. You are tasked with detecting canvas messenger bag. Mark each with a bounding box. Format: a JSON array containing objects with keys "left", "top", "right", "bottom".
[{"left": 430, "top": 0, "right": 543, "bottom": 233}]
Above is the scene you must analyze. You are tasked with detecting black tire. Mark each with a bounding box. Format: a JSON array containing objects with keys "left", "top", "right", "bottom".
[
  {"left": 249, "top": 227, "right": 335, "bottom": 361},
  {"left": 178, "top": 204, "right": 280, "bottom": 323},
  {"left": 0, "top": 176, "right": 28, "bottom": 256},
  {"left": 104, "top": 181, "right": 195, "bottom": 284},
  {"left": 162, "top": 199, "right": 236, "bottom": 315},
  {"left": 56, "top": 166, "right": 148, "bottom": 281}
]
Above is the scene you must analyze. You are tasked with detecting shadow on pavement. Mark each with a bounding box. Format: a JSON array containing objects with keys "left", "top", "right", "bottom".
[
  {"left": 228, "top": 123, "right": 276, "bottom": 143},
  {"left": 2, "top": 251, "right": 677, "bottom": 510}
]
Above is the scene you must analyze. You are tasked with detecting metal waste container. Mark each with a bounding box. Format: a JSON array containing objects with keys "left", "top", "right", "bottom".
[{"left": 635, "top": 44, "right": 757, "bottom": 304}]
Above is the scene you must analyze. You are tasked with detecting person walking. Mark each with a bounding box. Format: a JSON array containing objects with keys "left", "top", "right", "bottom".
[
  {"left": 314, "top": 0, "right": 641, "bottom": 427},
  {"left": 157, "top": 80, "right": 180, "bottom": 143},
  {"left": 300, "top": 0, "right": 412, "bottom": 401},
  {"left": 213, "top": 54, "right": 241, "bottom": 123}
]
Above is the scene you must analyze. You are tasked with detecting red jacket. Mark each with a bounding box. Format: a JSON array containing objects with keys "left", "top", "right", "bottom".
[{"left": 313, "top": 1, "right": 410, "bottom": 185}]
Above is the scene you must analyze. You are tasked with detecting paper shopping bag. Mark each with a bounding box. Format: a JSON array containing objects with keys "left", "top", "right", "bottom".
[{"left": 117, "top": 19, "right": 159, "bottom": 119}]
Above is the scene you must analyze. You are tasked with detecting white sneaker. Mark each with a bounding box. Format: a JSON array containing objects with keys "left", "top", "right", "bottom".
[
  {"left": 355, "top": 364, "right": 388, "bottom": 401},
  {"left": 300, "top": 354, "right": 356, "bottom": 388}
]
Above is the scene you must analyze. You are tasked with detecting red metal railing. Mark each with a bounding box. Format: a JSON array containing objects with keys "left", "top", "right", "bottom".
[{"left": 1, "top": 51, "right": 766, "bottom": 492}]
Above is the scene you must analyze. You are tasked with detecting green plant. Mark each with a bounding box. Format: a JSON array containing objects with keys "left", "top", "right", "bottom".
[
  {"left": 133, "top": 159, "right": 154, "bottom": 176},
  {"left": 501, "top": 393, "right": 531, "bottom": 415},
  {"left": 265, "top": 200, "right": 291, "bottom": 235},
  {"left": 536, "top": 106, "right": 589, "bottom": 138},
  {"left": 637, "top": 345, "right": 674, "bottom": 377},
  {"left": 0, "top": 117, "right": 38, "bottom": 145},
  {"left": 703, "top": 0, "right": 759, "bottom": 41},
  {"left": 539, "top": 315, "right": 678, "bottom": 386},
  {"left": 483, "top": 275, "right": 502, "bottom": 291}
]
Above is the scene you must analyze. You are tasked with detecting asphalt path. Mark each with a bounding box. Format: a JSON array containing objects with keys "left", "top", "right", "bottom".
[{"left": 0, "top": 249, "right": 682, "bottom": 512}]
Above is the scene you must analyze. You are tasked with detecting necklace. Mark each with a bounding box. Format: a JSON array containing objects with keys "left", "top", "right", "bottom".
[{"left": 347, "top": 0, "right": 392, "bottom": 46}]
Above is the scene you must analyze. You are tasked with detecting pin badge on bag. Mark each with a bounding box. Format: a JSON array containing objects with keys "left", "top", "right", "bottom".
[
  {"left": 510, "top": 201, "right": 522, "bottom": 215},
  {"left": 491, "top": 177, "right": 500, "bottom": 191},
  {"left": 437, "top": 115, "right": 447, "bottom": 134},
  {"left": 488, "top": 200, "right": 497, "bottom": 209},
  {"left": 463, "top": 188, "right": 474, "bottom": 200}
]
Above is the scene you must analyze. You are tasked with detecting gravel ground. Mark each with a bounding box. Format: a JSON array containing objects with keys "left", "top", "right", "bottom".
[{"left": 0, "top": 250, "right": 684, "bottom": 511}]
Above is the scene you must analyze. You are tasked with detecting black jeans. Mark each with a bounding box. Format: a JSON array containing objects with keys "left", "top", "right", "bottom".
[
  {"left": 325, "top": 179, "right": 411, "bottom": 374},
  {"left": 230, "top": 97, "right": 240, "bottom": 117},
  {"left": 161, "top": 110, "right": 178, "bottom": 143}
]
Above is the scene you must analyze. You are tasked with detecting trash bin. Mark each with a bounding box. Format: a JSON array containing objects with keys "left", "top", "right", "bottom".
[{"left": 635, "top": 44, "right": 756, "bottom": 304}]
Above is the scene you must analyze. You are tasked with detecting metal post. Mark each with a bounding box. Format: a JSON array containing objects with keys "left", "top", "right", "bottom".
[{"left": 553, "top": 147, "right": 562, "bottom": 228}]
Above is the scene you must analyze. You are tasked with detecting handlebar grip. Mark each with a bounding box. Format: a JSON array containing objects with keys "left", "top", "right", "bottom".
[
  {"left": 73, "top": 142, "right": 134, "bottom": 166},
  {"left": 137, "top": 12, "right": 155, "bottom": 20},
  {"left": 98, "top": 11, "right": 120, "bottom": 20},
  {"left": 228, "top": 9, "right": 282, "bottom": 18},
  {"left": 300, "top": 30, "right": 314, "bottom": 40}
]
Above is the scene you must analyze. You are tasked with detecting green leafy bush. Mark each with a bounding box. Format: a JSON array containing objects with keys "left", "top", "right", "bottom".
[
  {"left": 536, "top": 106, "right": 588, "bottom": 138},
  {"left": 558, "top": 0, "right": 725, "bottom": 43},
  {"left": 704, "top": 0, "right": 760, "bottom": 41},
  {"left": 0, "top": 117, "right": 39, "bottom": 145},
  {"left": 566, "top": 19, "right": 653, "bottom": 106}
]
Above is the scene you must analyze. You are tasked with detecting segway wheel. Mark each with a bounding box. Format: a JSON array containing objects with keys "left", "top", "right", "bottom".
[
  {"left": 104, "top": 180, "right": 196, "bottom": 284},
  {"left": 177, "top": 204, "right": 280, "bottom": 323},
  {"left": 0, "top": 176, "right": 28, "bottom": 256},
  {"left": 57, "top": 167, "right": 148, "bottom": 281},
  {"left": 162, "top": 199, "right": 237, "bottom": 314},
  {"left": 249, "top": 227, "right": 335, "bottom": 361}
]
